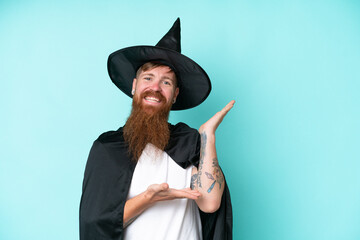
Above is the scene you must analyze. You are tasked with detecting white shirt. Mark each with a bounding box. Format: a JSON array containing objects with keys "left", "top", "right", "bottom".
[{"left": 124, "top": 144, "right": 202, "bottom": 240}]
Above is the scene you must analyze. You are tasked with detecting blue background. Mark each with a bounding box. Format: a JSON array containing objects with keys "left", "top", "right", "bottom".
[{"left": 1, "top": 0, "right": 360, "bottom": 239}]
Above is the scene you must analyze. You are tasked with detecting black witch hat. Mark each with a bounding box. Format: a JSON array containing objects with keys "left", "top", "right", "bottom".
[{"left": 107, "top": 18, "right": 211, "bottom": 110}]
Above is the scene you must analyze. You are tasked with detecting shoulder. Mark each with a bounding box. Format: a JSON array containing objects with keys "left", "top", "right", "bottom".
[
  {"left": 87, "top": 127, "right": 132, "bottom": 167},
  {"left": 95, "top": 127, "right": 125, "bottom": 144},
  {"left": 89, "top": 127, "right": 128, "bottom": 155},
  {"left": 170, "top": 122, "right": 198, "bottom": 135},
  {"left": 168, "top": 122, "right": 200, "bottom": 146},
  {"left": 166, "top": 122, "right": 200, "bottom": 167}
]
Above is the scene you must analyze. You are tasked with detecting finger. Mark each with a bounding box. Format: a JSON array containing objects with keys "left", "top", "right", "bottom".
[
  {"left": 220, "top": 100, "right": 235, "bottom": 114},
  {"left": 180, "top": 190, "right": 202, "bottom": 197},
  {"left": 178, "top": 192, "right": 201, "bottom": 200},
  {"left": 213, "top": 100, "right": 235, "bottom": 123},
  {"left": 160, "top": 183, "right": 169, "bottom": 191},
  {"left": 170, "top": 188, "right": 202, "bottom": 199},
  {"left": 179, "top": 188, "right": 202, "bottom": 197},
  {"left": 182, "top": 187, "right": 201, "bottom": 194},
  {"left": 148, "top": 183, "right": 169, "bottom": 193}
]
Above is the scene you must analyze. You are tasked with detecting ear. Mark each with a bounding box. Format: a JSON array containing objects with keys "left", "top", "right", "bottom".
[
  {"left": 173, "top": 87, "right": 179, "bottom": 102},
  {"left": 132, "top": 78, "right": 137, "bottom": 94}
]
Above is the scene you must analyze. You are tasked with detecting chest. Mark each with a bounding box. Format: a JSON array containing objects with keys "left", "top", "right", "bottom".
[{"left": 127, "top": 144, "right": 193, "bottom": 199}]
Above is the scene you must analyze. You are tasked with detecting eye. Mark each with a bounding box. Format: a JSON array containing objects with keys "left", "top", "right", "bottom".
[
  {"left": 144, "top": 77, "right": 151, "bottom": 81},
  {"left": 163, "top": 80, "right": 171, "bottom": 86}
]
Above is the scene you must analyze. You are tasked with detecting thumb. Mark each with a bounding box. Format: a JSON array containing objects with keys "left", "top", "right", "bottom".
[{"left": 160, "top": 183, "right": 169, "bottom": 191}]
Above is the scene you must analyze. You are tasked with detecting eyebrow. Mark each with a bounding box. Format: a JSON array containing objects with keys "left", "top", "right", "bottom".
[
  {"left": 142, "top": 73, "right": 155, "bottom": 77},
  {"left": 142, "top": 73, "right": 175, "bottom": 82},
  {"left": 161, "top": 76, "right": 174, "bottom": 81}
]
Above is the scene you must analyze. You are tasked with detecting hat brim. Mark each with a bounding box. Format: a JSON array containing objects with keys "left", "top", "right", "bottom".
[{"left": 107, "top": 46, "right": 211, "bottom": 110}]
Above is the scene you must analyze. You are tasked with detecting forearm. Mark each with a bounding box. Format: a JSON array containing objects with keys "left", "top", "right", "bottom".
[
  {"left": 123, "top": 191, "right": 152, "bottom": 228},
  {"left": 123, "top": 183, "right": 201, "bottom": 227},
  {"left": 192, "top": 130, "right": 224, "bottom": 213}
]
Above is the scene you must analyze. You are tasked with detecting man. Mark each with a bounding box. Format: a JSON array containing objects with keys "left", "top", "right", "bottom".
[{"left": 80, "top": 18, "right": 233, "bottom": 240}]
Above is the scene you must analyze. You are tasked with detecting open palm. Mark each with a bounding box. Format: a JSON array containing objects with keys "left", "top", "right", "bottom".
[{"left": 199, "top": 100, "right": 235, "bottom": 134}]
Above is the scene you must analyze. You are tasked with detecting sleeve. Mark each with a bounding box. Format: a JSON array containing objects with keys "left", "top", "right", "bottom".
[{"left": 79, "top": 140, "right": 128, "bottom": 240}]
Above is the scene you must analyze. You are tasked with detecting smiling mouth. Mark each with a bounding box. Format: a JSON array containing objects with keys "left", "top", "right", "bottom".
[{"left": 144, "top": 96, "right": 161, "bottom": 103}]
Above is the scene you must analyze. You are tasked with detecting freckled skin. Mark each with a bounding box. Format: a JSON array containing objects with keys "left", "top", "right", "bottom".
[{"left": 132, "top": 66, "right": 179, "bottom": 111}]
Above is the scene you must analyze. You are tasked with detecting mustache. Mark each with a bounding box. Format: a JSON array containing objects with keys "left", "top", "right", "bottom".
[{"left": 140, "top": 90, "right": 166, "bottom": 102}]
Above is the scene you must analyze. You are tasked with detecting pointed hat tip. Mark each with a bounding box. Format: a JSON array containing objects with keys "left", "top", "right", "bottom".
[
  {"left": 156, "top": 17, "right": 181, "bottom": 52},
  {"left": 171, "top": 17, "right": 180, "bottom": 28}
]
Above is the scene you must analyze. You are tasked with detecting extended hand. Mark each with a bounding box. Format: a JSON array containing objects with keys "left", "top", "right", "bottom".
[
  {"left": 199, "top": 100, "right": 235, "bottom": 134},
  {"left": 146, "top": 183, "right": 202, "bottom": 204}
]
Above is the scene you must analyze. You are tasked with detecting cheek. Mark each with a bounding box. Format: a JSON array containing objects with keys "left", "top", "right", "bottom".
[
  {"left": 135, "top": 83, "right": 145, "bottom": 91},
  {"left": 164, "top": 90, "right": 175, "bottom": 101},
  {"left": 135, "top": 85, "right": 149, "bottom": 96}
]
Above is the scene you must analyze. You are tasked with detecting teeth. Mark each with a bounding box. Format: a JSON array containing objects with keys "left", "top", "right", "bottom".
[{"left": 145, "top": 97, "right": 160, "bottom": 102}]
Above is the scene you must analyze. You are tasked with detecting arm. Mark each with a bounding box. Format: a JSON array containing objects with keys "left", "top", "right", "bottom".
[
  {"left": 191, "top": 100, "right": 235, "bottom": 213},
  {"left": 123, "top": 183, "right": 201, "bottom": 228}
]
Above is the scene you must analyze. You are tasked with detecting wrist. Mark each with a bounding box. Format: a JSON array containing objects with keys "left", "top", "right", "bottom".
[
  {"left": 144, "top": 189, "right": 155, "bottom": 205},
  {"left": 201, "top": 132, "right": 215, "bottom": 144}
]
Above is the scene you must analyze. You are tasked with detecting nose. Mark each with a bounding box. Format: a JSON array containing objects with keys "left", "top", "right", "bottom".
[{"left": 150, "top": 80, "right": 161, "bottom": 92}]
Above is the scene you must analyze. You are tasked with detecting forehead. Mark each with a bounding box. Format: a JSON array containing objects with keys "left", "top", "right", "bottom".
[{"left": 139, "top": 65, "right": 174, "bottom": 76}]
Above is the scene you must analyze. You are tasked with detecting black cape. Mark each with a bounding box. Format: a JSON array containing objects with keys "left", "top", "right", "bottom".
[{"left": 79, "top": 122, "right": 232, "bottom": 240}]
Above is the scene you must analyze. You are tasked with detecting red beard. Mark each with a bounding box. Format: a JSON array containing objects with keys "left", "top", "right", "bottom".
[{"left": 123, "top": 90, "right": 172, "bottom": 161}]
